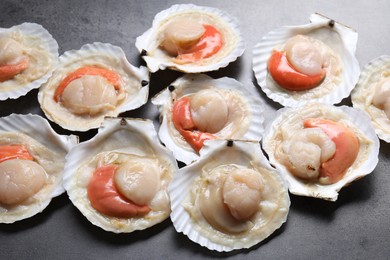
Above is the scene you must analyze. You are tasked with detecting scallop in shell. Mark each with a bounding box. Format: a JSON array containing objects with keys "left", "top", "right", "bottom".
[
  {"left": 253, "top": 13, "right": 360, "bottom": 107},
  {"left": 63, "top": 117, "right": 178, "bottom": 233},
  {"left": 135, "top": 4, "right": 245, "bottom": 73},
  {"left": 169, "top": 139, "right": 290, "bottom": 252},
  {"left": 152, "top": 74, "right": 264, "bottom": 164},
  {"left": 38, "top": 42, "right": 149, "bottom": 131},
  {"left": 0, "top": 113, "right": 77, "bottom": 223},
  {"left": 0, "top": 23, "right": 58, "bottom": 100},
  {"left": 262, "top": 103, "right": 379, "bottom": 201},
  {"left": 352, "top": 55, "right": 390, "bottom": 142}
]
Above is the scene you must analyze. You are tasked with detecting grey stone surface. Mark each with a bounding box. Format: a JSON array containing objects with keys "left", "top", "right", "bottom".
[{"left": 0, "top": 0, "right": 389, "bottom": 259}]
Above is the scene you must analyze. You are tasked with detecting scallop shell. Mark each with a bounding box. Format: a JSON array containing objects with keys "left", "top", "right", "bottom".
[
  {"left": 0, "top": 113, "right": 78, "bottom": 223},
  {"left": 169, "top": 139, "right": 290, "bottom": 252},
  {"left": 63, "top": 117, "right": 178, "bottom": 233},
  {"left": 152, "top": 74, "right": 264, "bottom": 164},
  {"left": 38, "top": 42, "right": 149, "bottom": 131},
  {"left": 262, "top": 104, "right": 379, "bottom": 201},
  {"left": 352, "top": 55, "right": 390, "bottom": 142},
  {"left": 252, "top": 13, "right": 360, "bottom": 107},
  {"left": 0, "top": 23, "right": 59, "bottom": 100},
  {"left": 135, "top": 4, "right": 245, "bottom": 73}
]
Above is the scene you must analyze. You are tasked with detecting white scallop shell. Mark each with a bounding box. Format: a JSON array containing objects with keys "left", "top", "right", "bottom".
[
  {"left": 0, "top": 23, "right": 59, "bottom": 100},
  {"left": 169, "top": 139, "right": 290, "bottom": 252},
  {"left": 152, "top": 74, "right": 264, "bottom": 164},
  {"left": 352, "top": 55, "right": 390, "bottom": 142},
  {"left": 262, "top": 104, "right": 379, "bottom": 201},
  {"left": 252, "top": 13, "right": 360, "bottom": 107},
  {"left": 38, "top": 42, "right": 149, "bottom": 131},
  {"left": 135, "top": 4, "right": 245, "bottom": 73},
  {"left": 63, "top": 117, "right": 178, "bottom": 233},
  {"left": 0, "top": 113, "right": 78, "bottom": 223}
]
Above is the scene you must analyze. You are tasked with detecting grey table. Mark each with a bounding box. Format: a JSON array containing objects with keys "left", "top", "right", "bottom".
[{"left": 1, "top": 0, "right": 389, "bottom": 259}]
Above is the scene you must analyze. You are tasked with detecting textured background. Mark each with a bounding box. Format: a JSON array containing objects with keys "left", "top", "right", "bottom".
[{"left": 1, "top": 0, "right": 390, "bottom": 259}]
